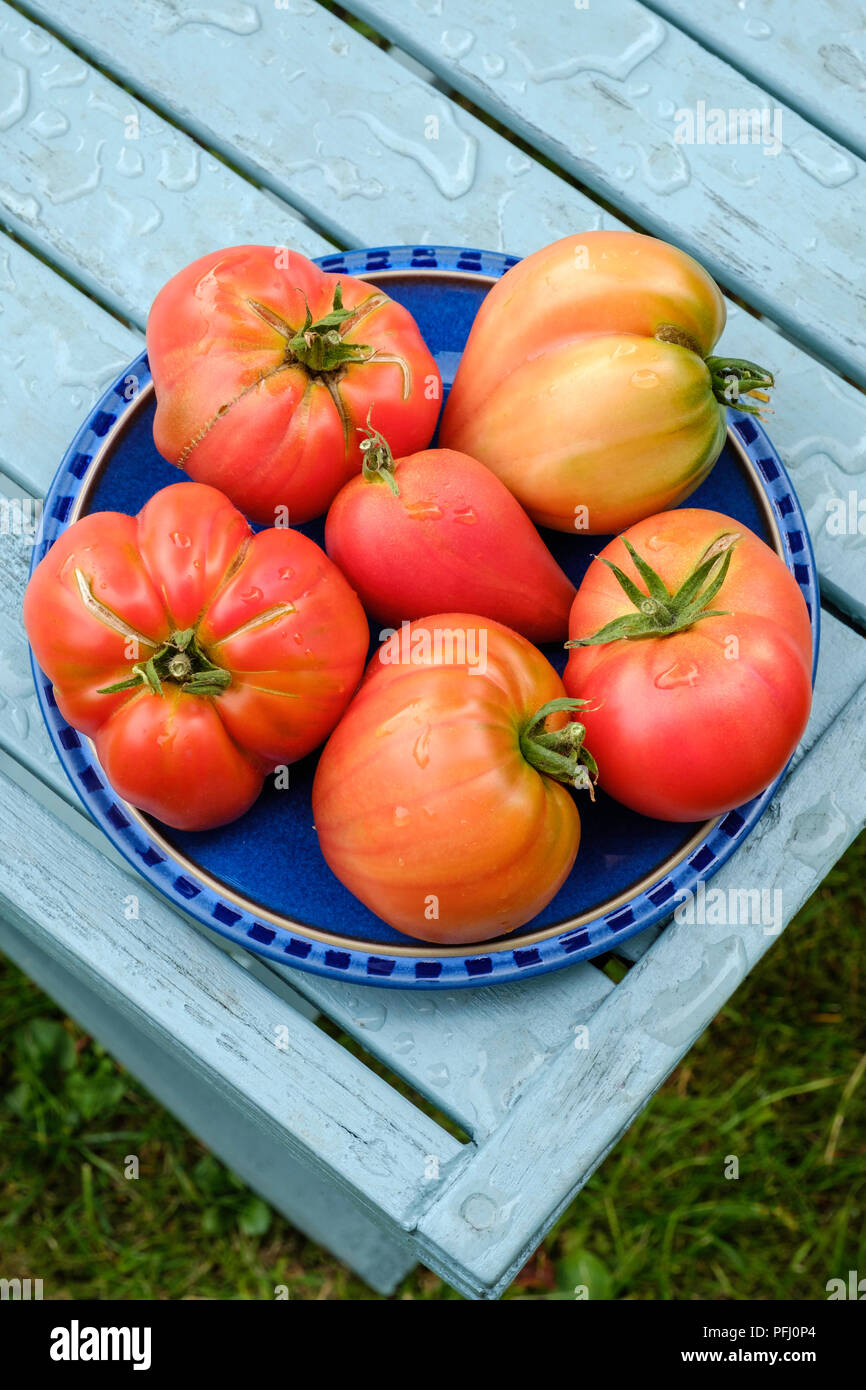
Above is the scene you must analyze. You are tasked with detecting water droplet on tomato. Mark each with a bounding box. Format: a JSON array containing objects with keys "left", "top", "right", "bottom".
[
  {"left": 612, "top": 342, "right": 638, "bottom": 359},
  {"left": 631, "top": 369, "right": 660, "bottom": 389},
  {"left": 292, "top": 632, "right": 303, "bottom": 645},
  {"left": 170, "top": 531, "right": 191, "bottom": 547},
  {"left": 453, "top": 506, "right": 477, "bottom": 526},
  {"left": 655, "top": 661, "right": 700, "bottom": 689},
  {"left": 278, "top": 566, "right": 295, "bottom": 581},
  {"left": 412, "top": 728, "right": 431, "bottom": 768},
  {"left": 394, "top": 805, "right": 410, "bottom": 824},
  {"left": 240, "top": 586, "right": 263, "bottom": 602},
  {"left": 405, "top": 500, "right": 443, "bottom": 521},
  {"left": 646, "top": 534, "right": 666, "bottom": 551}
]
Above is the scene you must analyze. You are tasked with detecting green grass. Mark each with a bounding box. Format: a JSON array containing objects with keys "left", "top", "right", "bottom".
[{"left": 1, "top": 832, "right": 864, "bottom": 1301}]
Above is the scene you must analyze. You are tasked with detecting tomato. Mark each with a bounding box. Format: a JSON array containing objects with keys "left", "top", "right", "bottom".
[
  {"left": 440, "top": 231, "right": 774, "bottom": 533},
  {"left": 147, "top": 246, "right": 441, "bottom": 525},
  {"left": 562, "top": 509, "right": 813, "bottom": 821},
  {"left": 324, "top": 420, "right": 575, "bottom": 642},
  {"left": 24, "top": 482, "right": 369, "bottom": 830},
  {"left": 313, "top": 614, "right": 596, "bottom": 943}
]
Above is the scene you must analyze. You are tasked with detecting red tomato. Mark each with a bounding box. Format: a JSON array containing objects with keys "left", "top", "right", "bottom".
[
  {"left": 147, "top": 246, "right": 441, "bottom": 524},
  {"left": 24, "top": 482, "right": 369, "bottom": 830},
  {"left": 563, "top": 509, "right": 813, "bottom": 821},
  {"left": 313, "top": 614, "right": 596, "bottom": 943},
  {"left": 324, "top": 422, "right": 575, "bottom": 642}
]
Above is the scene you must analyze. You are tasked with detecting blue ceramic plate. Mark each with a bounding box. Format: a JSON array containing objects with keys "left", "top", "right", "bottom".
[{"left": 29, "top": 245, "right": 819, "bottom": 989}]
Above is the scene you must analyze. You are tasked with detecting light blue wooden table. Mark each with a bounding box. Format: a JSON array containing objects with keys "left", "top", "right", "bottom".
[{"left": 0, "top": 0, "right": 864, "bottom": 1299}]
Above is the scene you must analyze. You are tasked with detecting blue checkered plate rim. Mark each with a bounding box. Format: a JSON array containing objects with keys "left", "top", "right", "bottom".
[{"left": 29, "top": 244, "right": 820, "bottom": 989}]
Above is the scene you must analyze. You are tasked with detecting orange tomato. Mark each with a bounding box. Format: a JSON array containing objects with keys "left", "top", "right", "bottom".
[{"left": 313, "top": 615, "right": 596, "bottom": 943}]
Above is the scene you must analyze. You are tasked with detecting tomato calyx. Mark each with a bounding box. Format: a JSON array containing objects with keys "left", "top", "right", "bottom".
[
  {"left": 568, "top": 533, "right": 740, "bottom": 647},
  {"left": 519, "top": 697, "right": 598, "bottom": 796},
  {"left": 98, "top": 628, "right": 232, "bottom": 699},
  {"left": 652, "top": 326, "right": 774, "bottom": 418},
  {"left": 282, "top": 283, "right": 377, "bottom": 374},
  {"left": 357, "top": 411, "right": 401, "bottom": 497},
  {"left": 703, "top": 356, "right": 774, "bottom": 416}
]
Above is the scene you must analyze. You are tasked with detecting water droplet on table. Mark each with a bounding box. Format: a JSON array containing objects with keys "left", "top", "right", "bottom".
[
  {"left": 0, "top": 52, "right": 29, "bottom": 132},
  {"left": 744, "top": 17, "right": 772, "bottom": 39},
  {"left": 789, "top": 132, "right": 857, "bottom": 188},
  {"left": 646, "top": 938, "right": 747, "bottom": 1047},
  {"left": 29, "top": 108, "right": 69, "bottom": 138},
  {"left": 440, "top": 27, "right": 475, "bottom": 60},
  {"left": 352, "top": 1000, "right": 386, "bottom": 1031},
  {"left": 461, "top": 1193, "right": 498, "bottom": 1230}
]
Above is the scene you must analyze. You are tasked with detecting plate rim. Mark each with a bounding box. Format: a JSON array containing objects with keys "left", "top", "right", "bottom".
[{"left": 27, "top": 243, "right": 821, "bottom": 989}]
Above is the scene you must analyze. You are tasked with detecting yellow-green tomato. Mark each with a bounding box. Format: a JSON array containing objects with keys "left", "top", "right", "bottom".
[{"left": 440, "top": 231, "right": 773, "bottom": 534}]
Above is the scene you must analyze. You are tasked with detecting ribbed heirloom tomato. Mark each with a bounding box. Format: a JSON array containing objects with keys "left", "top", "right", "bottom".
[
  {"left": 147, "top": 246, "right": 441, "bottom": 524},
  {"left": 24, "top": 482, "right": 369, "bottom": 830},
  {"left": 563, "top": 509, "right": 813, "bottom": 821},
  {"left": 440, "top": 231, "right": 774, "bottom": 533},
  {"left": 313, "top": 614, "right": 597, "bottom": 944}
]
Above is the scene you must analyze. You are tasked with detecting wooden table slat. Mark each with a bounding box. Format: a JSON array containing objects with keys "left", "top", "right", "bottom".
[
  {"left": 342, "top": 0, "right": 866, "bottom": 386},
  {"left": 0, "top": 762, "right": 465, "bottom": 1230},
  {"left": 640, "top": 0, "right": 866, "bottom": 162}
]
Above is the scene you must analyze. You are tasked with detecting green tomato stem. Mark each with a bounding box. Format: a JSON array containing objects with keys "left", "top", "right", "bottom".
[
  {"left": 567, "top": 533, "right": 740, "bottom": 648},
  {"left": 704, "top": 355, "right": 775, "bottom": 415},
  {"left": 358, "top": 409, "right": 400, "bottom": 497},
  {"left": 286, "top": 283, "right": 374, "bottom": 373},
  {"left": 98, "top": 628, "right": 231, "bottom": 699},
  {"left": 519, "top": 697, "right": 598, "bottom": 795}
]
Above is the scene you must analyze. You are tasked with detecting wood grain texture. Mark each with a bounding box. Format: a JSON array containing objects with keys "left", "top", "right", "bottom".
[
  {"left": 0, "top": 764, "right": 466, "bottom": 1229},
  {"left": 343, "top": 0, "right": 866, "bottom": 385},
  {"left": 415, "top": 673, "right": 866, "bottom": 1297},
  {"left": 0, "top": 232, "right": 140, "bottom": 495},
  {"left": 270, "top": 958, "right": 616, "bottom": 1140},
  {"left": 7, "top": 3, "right": 866, "bottom": 623},
  {"left": 0, "top": 3, "right": 330, "bottom": 327},
  {"left": 641, "top": 0, "right": 866, "bottom": 161}
]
